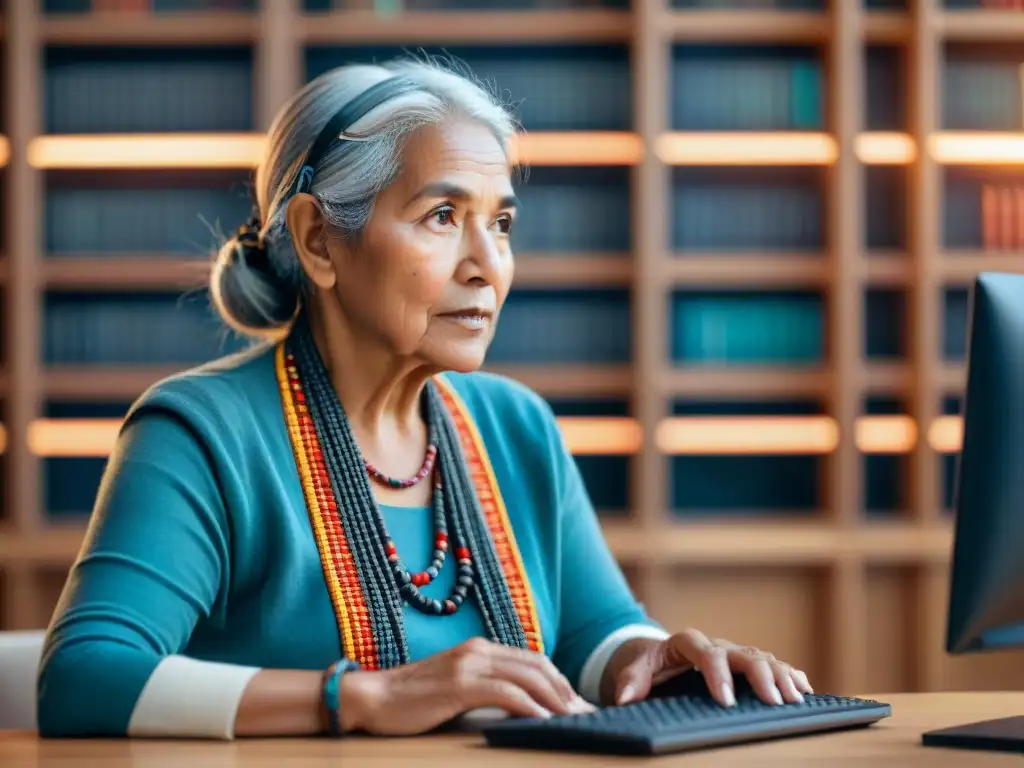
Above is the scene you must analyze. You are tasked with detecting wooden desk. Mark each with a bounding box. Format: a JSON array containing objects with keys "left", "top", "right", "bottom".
[{"left": 1, "top": 693, "right": 1022, "bottom": 767}]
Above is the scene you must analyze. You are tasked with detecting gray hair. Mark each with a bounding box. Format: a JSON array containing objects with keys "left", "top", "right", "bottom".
[{"left": 210, "top": 56, "right": 519, "bottom": 338}]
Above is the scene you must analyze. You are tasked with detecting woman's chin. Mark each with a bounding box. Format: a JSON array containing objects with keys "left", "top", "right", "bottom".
[{"left": 425, "top": 344, "right": 490, "bottom": 375}]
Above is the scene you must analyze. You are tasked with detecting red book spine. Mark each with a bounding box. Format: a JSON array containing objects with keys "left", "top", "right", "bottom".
[
  {"left": 1016, "top": 186, "right": 1024, "bottom": 250},
  {"left": 1000, "top": 185, "right": 1015, "bottom": 251},
  {"left": 983, "top": 185, "right": 999, "bottom": 251}
]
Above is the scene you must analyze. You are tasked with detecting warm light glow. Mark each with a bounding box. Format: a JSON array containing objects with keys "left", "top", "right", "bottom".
[
  {"left": 557, "top": 417, "right": 643, "bottom": 455},
  {"left": 928, "top": 416, "right": 963, "bottom": 454},
  {"left": 856, "top": 415, "right": 917, "bottom": 454},
  {"left": 26, "top": 130, "right": 1024, "bottom": 170},
  {"left": 22, "top": 417, "right": 643, "bottom": 459},
  {"left": 655, "top": 416, "right": 840, "bottom": 455},
  {"left": 28, "top": 419, "right": 121, "bottom": 458},
  {"left": 28, "top": 133, "right": 267, "bottom": 169},
  {"left": 930, "top": 131, "right": 1024, "bottom": 166},
  {"left": 26, "top": 131, "right": 641, "bottom": 171},
  {"left": 656, "top": 132, "right": 838, "bottom": 166},
  {"left": 17, "top": 415, "right": 966, "bottom": 458},
  {"left": 511, "top": 132, "right": 642, "bottom": 166},
  {"left": 856, "top": 132, "right": 916, "bottom": 165},
  {"left": 0, "top": 135, "right": 8, "bottom": 167}
]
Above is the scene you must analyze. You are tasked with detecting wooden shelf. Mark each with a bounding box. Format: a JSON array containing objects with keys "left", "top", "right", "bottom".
[
  {"left": 39, "top": 363, "right": 634, "bottom": 401},
  {"left": 0, "top": 519, "right": 954, "bottom": 569},
  {"left": 512, "top": 255, "right": 632, "bottom": 288},
  {"left": 0, "top": 524, "right": 91, "bottom": 568},
  {"left": 299, "top": 10, "right": 632, "bottom": 45},
  {"left": 663, "top": 253, "right": 830, "bottom": 288},
  {"left": 42, "top": 256, "right": 211, "bottom": 291},
  {"left": 939, "top": 252, "right": 1024, "bottom": 283},
  {"left": 40, "top": 12, "right": 259, "bottom": 45},
  {"left": 663, "top": 10, "right": 831, "bottom": 43},
  {"left": 609, "top": 519, "right": 954, "bottom": 566},
  {"left": 33, "top": 250, "right": 1008, "bottom": 293},
  {"left": 42, "top": 367, "right": 181, "bottom": 402},
  {"left": 22, "top": 130, "right": 1024, "bottom": 170},
  {"left": 40, "top": 255, "right": 632, "bottom": 291},
  {"left": 936, "top": 9, "right": 1024, "bottom": 41},
  {"left": 863, "top": 11, "right": 914, "bottom": 44},
  {"left": 865, "top": 251, "right": 913, "bottom": 287},
  {"left": 664, "top": 252, "right": 912, "bottom": 289},
  {"left": 865, "top": 362, "right": 914, "bottom": 397},
  {"left": 662, "top": 10, "right": 910, "bottom": 44},
  {"left": 23, "top": 7, "right": 914, "bottom": 48},
  {"left": 937, "top": 363, "right": 967, "bottom": 394},
  {"left": 662, "top": 367, "right": 831, "bottom": 399},
  {"left": 26, "top": 131, "right": 641, "bottom": 170},
  {"left": 662, "top": 364, "right": 913, "bottom": 401}
]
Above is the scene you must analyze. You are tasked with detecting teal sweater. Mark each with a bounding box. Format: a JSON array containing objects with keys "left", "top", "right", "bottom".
[{"left": 36, "top": 344, "right": 661, "bottom": 738}]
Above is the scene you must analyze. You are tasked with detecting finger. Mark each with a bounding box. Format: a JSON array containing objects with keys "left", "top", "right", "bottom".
[
  {"left": 661, "top": 627, "right": 710, "bottom": 671},
  {"left": 727, "top": 646, "right": 782, "bottom": 706},
  {"left": 770, "top": 661, "right": 804, "bottom": 704},
  {"left": 469, "top": 679, "right": 555, "bottom": 720},
  {"left": 488, "top": 656, "right": 591, "bottom": 716},
  {"left": 488, "top": 645, "right": 594, "bottom": 713},
  {"left": 616, "top": 650, "right": 658, "bottom": 706},
  {"left": 669, "top": 631, "right": 735, "bottom": 708},
  {"left": 791, "top": 668, "right": 814, "bottom": 694}
]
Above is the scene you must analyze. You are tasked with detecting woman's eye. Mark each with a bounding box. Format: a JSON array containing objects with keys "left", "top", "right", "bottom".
[
  {"left": 495, "top": 215, "right": 513, "bottom": 235},
  {"left": 433, "top": 207, "right": 455, "bottom": 226}
]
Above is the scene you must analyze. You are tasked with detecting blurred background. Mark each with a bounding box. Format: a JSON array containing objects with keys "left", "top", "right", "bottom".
[{"left": 0, "top": 0, "right": 1022, "bottom": 699}]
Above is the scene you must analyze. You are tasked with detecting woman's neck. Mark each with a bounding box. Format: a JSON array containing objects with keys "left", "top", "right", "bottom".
[{"left": 305, "top": 304, "right": 434, "bottom": 450}]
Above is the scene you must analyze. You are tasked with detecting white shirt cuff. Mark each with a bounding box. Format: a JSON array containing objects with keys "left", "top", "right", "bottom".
[
  {"left": 577, "top": 624, "right": 671, "bottom": 704},
  {"left": 127, "top": 656, "right": 261, "bottom": 739}
]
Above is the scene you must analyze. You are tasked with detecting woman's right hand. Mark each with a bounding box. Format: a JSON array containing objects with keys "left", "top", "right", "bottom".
[{"left": 339, "top": 637, "right": 596, "bottom": 735}]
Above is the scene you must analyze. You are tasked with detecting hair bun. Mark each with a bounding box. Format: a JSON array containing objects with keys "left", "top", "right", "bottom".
[
  {"left": 211, "top": 211, "right": 300, "bottom": 336},
  {"left": 233, "top": 214, "right": 271, "bottom": 272}
]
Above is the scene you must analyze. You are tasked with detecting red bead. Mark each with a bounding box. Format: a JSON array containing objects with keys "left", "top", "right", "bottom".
[
  {"left": 444, "top": 600, "right": 457, "bottom": 614},
  {"left": 385, "top": 542, "right": 397, "bottom": 556},
  {"left": 456, "top": 547, "right": 470, "bottom": 560},
  {"left": 436, "top": 540, "right": 449, "bottom": 552},
  {"left": 436, "top": 532, "right": 448, "bottom": 543},
  {"left": 412, "top": 572, "right": 429, "bottom": 587}
]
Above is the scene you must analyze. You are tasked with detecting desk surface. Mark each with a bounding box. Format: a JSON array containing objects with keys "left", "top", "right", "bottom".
[{"left": 2, "top": 692, "right": 1023, "bottom": 767}]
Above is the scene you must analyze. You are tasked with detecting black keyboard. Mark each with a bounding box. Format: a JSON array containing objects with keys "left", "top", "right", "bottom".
[{"left": 482, "top": 692, "right": 892, "bottom": 756}]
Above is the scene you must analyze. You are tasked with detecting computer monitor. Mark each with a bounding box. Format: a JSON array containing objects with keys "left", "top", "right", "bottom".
[{"left": 922, "top": 272, "right": 1024, "bottom": 754}]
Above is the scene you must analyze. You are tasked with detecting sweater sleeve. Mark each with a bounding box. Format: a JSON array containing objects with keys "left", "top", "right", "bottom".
[
  {"left": 36, "top": 406, "right": 260, "bottom": 739},
  {"left": 544, "top": 414, "right": 669, "bottom": 703}
]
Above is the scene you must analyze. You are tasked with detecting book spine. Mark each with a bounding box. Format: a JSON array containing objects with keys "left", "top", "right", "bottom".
[
  {"left": 1016, "top": 185, "right": 1024, "bottom": 249},
  {"left": 998, "top": 185, "right": 1014, "bottom": 250},
  {"left": 982, "top": 184, "right": 999, "bottom": 251}
]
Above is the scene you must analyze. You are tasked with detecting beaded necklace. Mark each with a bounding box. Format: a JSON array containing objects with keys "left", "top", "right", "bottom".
[{"left": 277, "top": 315, "right": 544, "bottom": 669}]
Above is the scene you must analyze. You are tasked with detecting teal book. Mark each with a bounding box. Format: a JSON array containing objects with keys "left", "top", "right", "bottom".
[{"left": 789, "top": 59, "right": 822, "bottom": 130}]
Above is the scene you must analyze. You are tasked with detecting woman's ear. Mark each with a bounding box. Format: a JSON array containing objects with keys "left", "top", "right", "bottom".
[{"left": 285, "top": 193, "right": 338, "bottom": 290}]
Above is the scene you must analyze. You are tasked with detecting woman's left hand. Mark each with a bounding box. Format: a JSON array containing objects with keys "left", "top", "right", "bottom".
[{"left": 609, "top": 628, "right": 814, "bottom": 708}]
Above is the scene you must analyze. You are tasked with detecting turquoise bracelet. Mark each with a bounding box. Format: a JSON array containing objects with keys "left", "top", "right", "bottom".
[{"left": 323, "top": 658, "right": 362, "bottom": 736}]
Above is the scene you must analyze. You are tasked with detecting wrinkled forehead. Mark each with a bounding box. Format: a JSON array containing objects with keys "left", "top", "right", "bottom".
[{"left": 390, "top": 121, "right": 516, "bottom": 203}]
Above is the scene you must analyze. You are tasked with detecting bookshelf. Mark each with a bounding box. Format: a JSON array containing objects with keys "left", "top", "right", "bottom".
[{"left": 2, "top": 0, "right": 1024, "bottom": 698}]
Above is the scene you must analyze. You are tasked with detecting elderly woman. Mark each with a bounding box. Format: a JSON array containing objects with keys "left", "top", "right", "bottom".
[{"left": 36, "top": 58, "right": 813, "bottom": 740}]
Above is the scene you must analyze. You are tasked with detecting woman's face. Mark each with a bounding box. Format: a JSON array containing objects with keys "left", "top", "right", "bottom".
[{"left": 326, "top": 119, "right": 517, "bottom": 373}]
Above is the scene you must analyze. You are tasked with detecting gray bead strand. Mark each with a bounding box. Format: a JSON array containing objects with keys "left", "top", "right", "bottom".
[
  {"left": 428, "top": 384, "right": 529, "bottom": 650},
  {"left": 294, "top": 324, "right": 409, "bottom": 667}
]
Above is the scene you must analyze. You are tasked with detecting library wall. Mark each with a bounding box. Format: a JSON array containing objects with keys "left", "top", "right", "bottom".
[{"left": 2, "top": 0, "right": 1024, "bottom": 699}]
